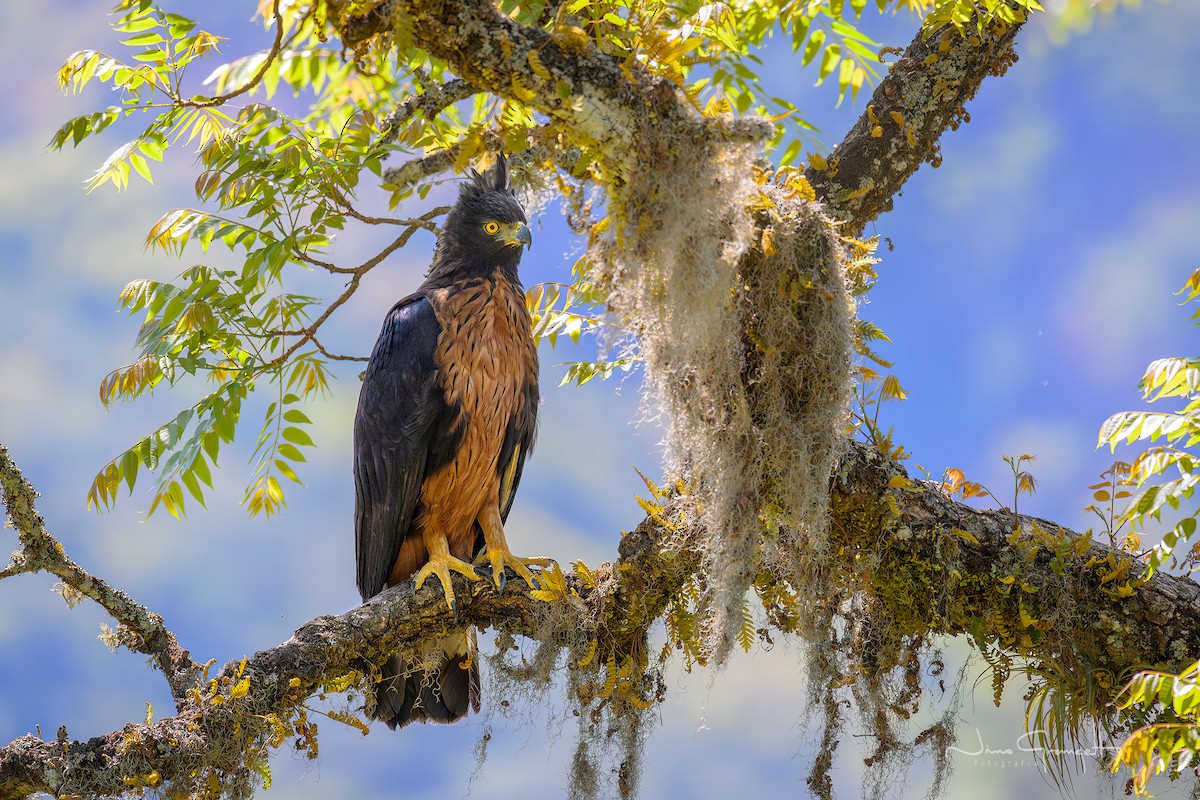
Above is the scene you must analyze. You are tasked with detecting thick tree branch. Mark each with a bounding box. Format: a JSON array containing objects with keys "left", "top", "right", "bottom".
[
  {"left": 343, "top": 0, "right": 770, "bottom": 182},
  {"left": 348, "top": 0, "right": 1021, "bottom": 227},
  {"left": 0, "top": 445, "right": 201, "bottom": 708},
  {"left": 831, "top": 441, "right": 1200, "bottom": 675},
  {"left": 807, "top": 12, "right": 1025, "bottom": 233},
  {"left": 4, "top": 439, "right": 1196, "bottom": 799},
  {"left": 0, "top": 491, "right": 689, "bottom": 800}
]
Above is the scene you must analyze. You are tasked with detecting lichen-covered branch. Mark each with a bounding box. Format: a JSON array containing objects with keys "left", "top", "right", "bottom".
[
  {"left": 0, "top": 445, "right": 201, "bottom": 707},
  {"left": 4, "top": 436, "right": 1197, "bottom": 799},
  {"left": 380, "top": 125, "right": 585, "bottom": 193},
  {"left": 346, "top": 0, "right": 1021, "bottom": 230},
  {"left": 379, "top": 76, "right": 479, "bottom": 145},
  {"left": 340, "top": 0, "right": 770, "bottom": 182},
  {"left": 0, "top": 485, "right": 691, "bottom": 800},
  {"left": 806, "top": 8, "right": 1025, "bottom": 233},
  {"left": 830, "top": 440, "right": 1200, "bottom": 676}
]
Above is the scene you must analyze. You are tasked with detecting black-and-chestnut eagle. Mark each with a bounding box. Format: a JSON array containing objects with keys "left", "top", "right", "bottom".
[{"left": 353, "top": 155, "right": 548, "bottom": 728}]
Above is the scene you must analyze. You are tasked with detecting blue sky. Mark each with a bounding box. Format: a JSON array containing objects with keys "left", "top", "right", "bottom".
[{"left": 2, "top": 2, "right": 1198, "bottom": 798}]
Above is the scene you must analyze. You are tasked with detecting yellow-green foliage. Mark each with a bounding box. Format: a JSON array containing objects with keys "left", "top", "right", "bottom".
[
  {"left": 922, "top": 0, "right": 1039, "bottom": 37},
  {"left": 1100, "top": 268, "right": 1200, "bottom": 577},
  {"left": 1113, "top": 661, "right": 1200, "bottom": 796},
  {"left": 52, "top": 0, "right": 945, "bottom": 522}
]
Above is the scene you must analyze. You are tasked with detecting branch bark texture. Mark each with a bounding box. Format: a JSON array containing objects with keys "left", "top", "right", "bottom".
[
  {"left": 831, "top": 442, "right": 1200, "bottom": 674},
  {"left": 351, "top": 0, "right": 1026, "bottom": 230},
  {"left": 346, "top": 0, "right": 772, "bottom": 184}
]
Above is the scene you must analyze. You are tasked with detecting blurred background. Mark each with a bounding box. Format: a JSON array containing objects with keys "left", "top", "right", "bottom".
[{"left": 1, "top": 1, "right": 1198, "bottom": 798}]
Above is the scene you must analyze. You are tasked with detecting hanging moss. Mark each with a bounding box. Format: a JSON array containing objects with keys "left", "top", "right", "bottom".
[{"left": 589, "top": 135, "right": 853, "bottom": 664}]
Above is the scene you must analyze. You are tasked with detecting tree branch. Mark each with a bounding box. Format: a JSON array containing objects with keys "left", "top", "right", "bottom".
[
  {"left": 830, "top": 440, "right": 1200, "bottom": 676},
  {"left": 379, "top": 77, "right": 479, "bottom": 145},
  {"left": 344, "top": 0, "right": 769, "bottom": 182},
  {"left": 381, "top": 147, "right": 457, "bottom": 192},
  {"left": 346, "top": 1, "right": 1021, "bottom": 224},
  {"left": 4, "top": 437, "right": 1197, "bottom": 799},
  {"left": 0, "top": 483, "right": 689, "bottom": 800},
  {"left": 186, "top": 0, "right": 287, "bottom": 109},
  {"left": 0, "top": 445, "right": 201, "bottom": 708},
  {"left": 380, "top": 126, "right": 586, "bottom": 194},
  {"left": 807, "top": 12, "right": 1026, "bottom": 233}
]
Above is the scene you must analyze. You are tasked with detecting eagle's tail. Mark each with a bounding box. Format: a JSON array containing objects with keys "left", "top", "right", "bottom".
[{"left": 372, "top": 629, "right": 480, "bottom": 729}]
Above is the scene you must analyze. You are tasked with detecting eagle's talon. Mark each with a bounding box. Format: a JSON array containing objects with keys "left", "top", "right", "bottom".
[
  {"left": 413, "top": 553, "right": 480, "bottom": 613},
  {"left": 476, "top": 549, "right": 551, "bottom": 593}
]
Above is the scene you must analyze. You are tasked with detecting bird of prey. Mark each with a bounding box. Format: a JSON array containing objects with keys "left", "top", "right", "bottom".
[{"left": 353, "top": 154, "right": 548, "bottom": 728}]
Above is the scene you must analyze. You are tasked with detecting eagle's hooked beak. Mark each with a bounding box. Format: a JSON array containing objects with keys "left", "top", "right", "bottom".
[
  {"left": 499, "top": 222, "right": 532, "bottom": 250},
  {"left": 514, "top": 222, "right": 532, "bottom": 250}
]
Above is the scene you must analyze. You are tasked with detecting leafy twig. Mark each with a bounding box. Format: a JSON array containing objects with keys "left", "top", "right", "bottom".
[
  {"left": 379, "top": 77, "right": 480, "bottom": 144},
  {"left": 275, "top": 212, "right": 440, "bottom": 363},
  {"left": 182, "top": 0, "right": 287, "bottom": 109}
]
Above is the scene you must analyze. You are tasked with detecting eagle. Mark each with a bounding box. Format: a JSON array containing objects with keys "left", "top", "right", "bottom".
[{"left": 353, "top": 155, "right": 547, "bottom": 728}]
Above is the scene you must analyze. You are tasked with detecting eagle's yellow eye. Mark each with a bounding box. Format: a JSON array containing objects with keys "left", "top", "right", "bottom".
[{"left": 484, "top": 221, "right": 500, "bottom": 234}]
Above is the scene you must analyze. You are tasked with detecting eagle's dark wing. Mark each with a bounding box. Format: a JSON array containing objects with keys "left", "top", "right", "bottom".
[
  {"left": 497, "top": 375, "right": 538, "bottom": 523},
  {"left": 354, "top": 295, "right": 451, "bottom": 600}
]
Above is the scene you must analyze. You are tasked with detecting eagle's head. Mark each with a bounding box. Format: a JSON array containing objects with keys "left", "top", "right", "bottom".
[{"left": 433, "top": 154, "right": 531, "bottom": 279}]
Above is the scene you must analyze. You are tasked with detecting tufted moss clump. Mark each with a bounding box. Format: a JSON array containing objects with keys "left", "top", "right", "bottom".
[{"left": 589, "top": 132, "right": 854, "bottom": 665}]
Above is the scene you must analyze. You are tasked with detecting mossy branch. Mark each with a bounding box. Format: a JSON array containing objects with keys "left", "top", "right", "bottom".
[
  {"left": 831, "top": 440, "right": 1200, "bottom": 676},
  {"left": 0, "top": 440, "right": 691, "bottom": 800},
  {"left": 4, "top": 439, "right": 1199, "bottom": 799},
  {"left": 379, "top": 76, "right": 479, "bottom": 145},
  {"left": 806, "top": 6, "right": 1026, "bottom": 233},
  {"left": 381, "top": 126, "right": 586, "bottom": 194},
  {"left": 340, "top": 0, "right": 770, "bottom": 181},
  {"left": 0, "top": 445, "right": 201, "bottom": 708},
  {"left": 348, "top": 0, "right": 1021, "bottom": 229}
]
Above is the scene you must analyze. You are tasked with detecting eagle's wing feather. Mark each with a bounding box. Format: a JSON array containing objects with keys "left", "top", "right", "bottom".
[
  {"left": 497, "top": 372, "right": 538, "bottom": 522},
  {"left": 354, "top": 295, "right": 446, "bottom": 600}
]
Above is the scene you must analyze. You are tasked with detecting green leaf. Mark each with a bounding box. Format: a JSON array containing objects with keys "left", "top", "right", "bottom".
[
  {"left": 129, "top": 152, "right": 153, "bottom": 183},
  {"left": 115, "top": 13, "right": 157, "bottom": 35},
  {"left": 181, "top": 469, "right": 206, "bottom": 505},
  {"left": 818, "top": 45, "right": 842, "bottom": 84},
  {"left": 274, "top": 459, "right": 304, "bottom": 485},
  {"left": 779, "top": 138, "right": 803, "bottom": 166},
  {"left": 277, "top": 443, "right": 307, "bottom": 463},
  {"left": 123, "top": 31, "right": 164, "bottom": 47},
  {"left": 281, "top": 426, "right": 314, "bottom": 447},
  {"left": 802, "top": 29, "right": 825, "bottom": 66},
  {"left": 120, "top": 449, "right": 140, "bottom": 494},
  {"left": 191, "top": 454, "right": 213, "bottom": 489}
]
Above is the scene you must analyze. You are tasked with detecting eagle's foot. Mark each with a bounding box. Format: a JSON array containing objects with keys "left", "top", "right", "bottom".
[
  {"left": 413, "top": 553, "right": 480, "bottom": 613},
  {"left": 475, "top": 549, "right": 554, "bottom": 592}
]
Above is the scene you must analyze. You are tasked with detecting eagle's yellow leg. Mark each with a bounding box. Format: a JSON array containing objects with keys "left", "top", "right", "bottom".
[
  {"left": 413, "top": 534, "right": 480, "bottom": 612},
  {"left": 475, "top": 504, "right": 553, "bottom": 591}
]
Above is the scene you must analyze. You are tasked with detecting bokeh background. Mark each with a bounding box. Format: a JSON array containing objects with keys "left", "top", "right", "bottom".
[{"left": 2, "top": 1, "right": 1198, "bottom": 798}]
